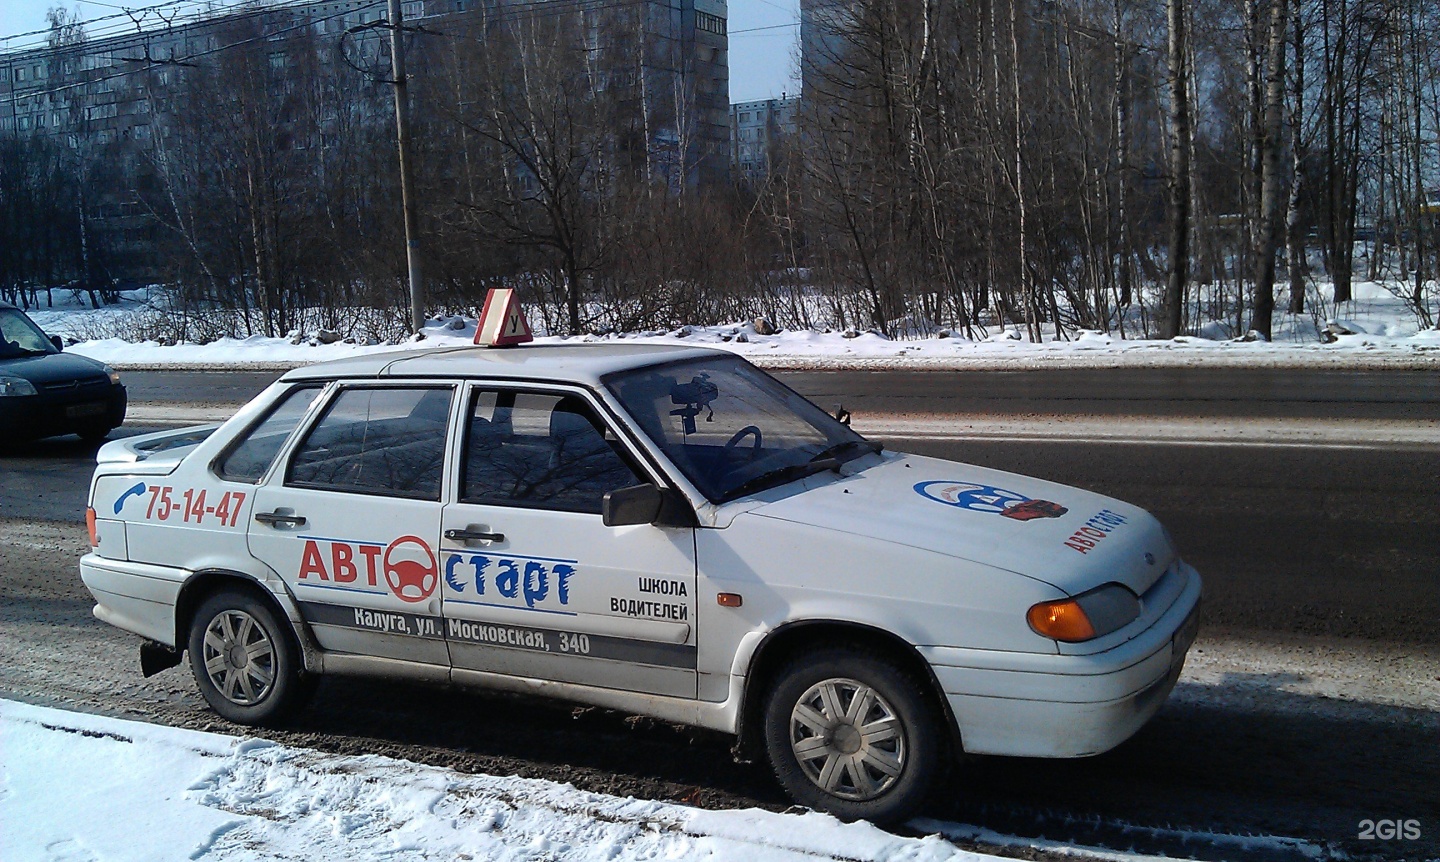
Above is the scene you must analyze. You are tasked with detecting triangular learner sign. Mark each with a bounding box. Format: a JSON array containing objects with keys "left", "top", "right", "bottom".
[{"left": 473, "top": 288, "right": 533, "bottom": 347}]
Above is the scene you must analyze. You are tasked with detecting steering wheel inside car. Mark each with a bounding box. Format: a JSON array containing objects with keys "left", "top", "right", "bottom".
[{"left": 723, "top": 425, "right": 763, "bottom": 457}]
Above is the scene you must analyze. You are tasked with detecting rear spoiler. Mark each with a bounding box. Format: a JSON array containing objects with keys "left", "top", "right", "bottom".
[{"left": 95, "top": 425, "right": 221, "bottom": 466}]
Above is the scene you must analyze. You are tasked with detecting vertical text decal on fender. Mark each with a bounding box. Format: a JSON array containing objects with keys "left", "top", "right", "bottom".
[{"left": 1063, "top": 510, "right": 1130, "bottom": 553}]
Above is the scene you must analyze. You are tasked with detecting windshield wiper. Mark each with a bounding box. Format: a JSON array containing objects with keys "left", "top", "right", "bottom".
[
  {"left": 809, "top": 439, "right": 883, "bottom": 464},
  {"left": 717, "top": 459, "right": 839, "bottom": 503},
  {"left": 716, "top": 440, "right": 884, "bottom": 503}
]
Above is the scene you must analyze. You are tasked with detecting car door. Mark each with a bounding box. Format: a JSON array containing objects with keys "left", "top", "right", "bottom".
[
  {"left": 246, "top": 383, "right": 456, "bottom": 666},
  {"left": 439, "top": 383, "right": 698, "bottom": 698}
]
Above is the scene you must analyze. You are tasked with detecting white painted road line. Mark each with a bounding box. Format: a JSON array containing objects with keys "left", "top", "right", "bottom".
[
  {"left": 127, "top": 405, "right": 238, "bottom": 423},
  {"left": 853, "top": 415, "right": 1440, "bottom": 449},
  {"left": 126, "top": 404, "right": 1440, "bottom": 449}
]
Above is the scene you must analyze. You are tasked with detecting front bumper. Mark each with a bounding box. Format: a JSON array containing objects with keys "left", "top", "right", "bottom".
[
  {"left": 0, "top": 383, "right": 126, "bottom": 440},
  {"left": 922, "top": 561, "right": 1202, "bottom": 758}
]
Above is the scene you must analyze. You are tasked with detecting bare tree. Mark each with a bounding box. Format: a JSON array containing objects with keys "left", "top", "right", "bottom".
[
  {"left": 1249, "top": 0, "right": 1290, "bottom": 338},
  {"left": 1162, "top": 0, "right": 1193, "bottom": 337}
]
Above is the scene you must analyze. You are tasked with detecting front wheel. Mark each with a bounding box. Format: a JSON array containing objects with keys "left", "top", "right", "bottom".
[
  {"left": 77, "top": 424, "right": 114, "bottom": 443},
  {"left": 763, "top": 649, "right": 944, "bottom": 825},
  {"left": 187, "top": 589, "right": 307, "bottom": 725}
]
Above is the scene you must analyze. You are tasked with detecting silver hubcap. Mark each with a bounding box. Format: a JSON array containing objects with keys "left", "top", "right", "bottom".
[
  {"left": 789, "top": 677, "right": 906, "bottom": 801},
  {"left": 202, "top": 610, "right": 276, "bottom": 706}
]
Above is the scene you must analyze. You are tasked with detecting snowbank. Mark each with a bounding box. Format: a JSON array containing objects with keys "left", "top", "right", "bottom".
[
  {"left": 33, "top": 316, "right": 1440, "bottom": 372},
  {"left": 0, "top": 699, "right": 994, "bottom": 862},
  {"left": 18, "top": 280, "right": 1440, "bottom": 370}
]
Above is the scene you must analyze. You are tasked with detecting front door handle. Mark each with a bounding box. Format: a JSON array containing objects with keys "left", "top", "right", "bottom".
[
  {"left": 255, "top": 510, "right": 307, "bottom": 528},
  {"left": 444, "top": 527, "right": 505, "bottom": 546}
]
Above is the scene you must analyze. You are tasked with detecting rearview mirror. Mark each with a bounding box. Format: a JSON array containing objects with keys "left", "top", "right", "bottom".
[
  {"left": 603, "top": 483, "right": 663, "bottom": 527},
  {"left": 50, "top": 335, "right": 64, "bottom": 352}
]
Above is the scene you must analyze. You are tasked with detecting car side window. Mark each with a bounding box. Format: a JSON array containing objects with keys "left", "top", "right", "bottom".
[
  {"left": 461, "top": 389, "right": 642, "bottom": 514},
  {"left": 0, "top": 308, "right": 55, "bottom": 356},
  {"left": 287, "top": 386, "right": 453, "bottom": 500},
  {"left": 214, "top": 384, "right": 324, "bottom": 483}
]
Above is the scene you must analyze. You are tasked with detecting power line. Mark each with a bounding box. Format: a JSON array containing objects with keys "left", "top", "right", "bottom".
[
  {"left": 1, "top": 0, "right": 194, "bottom": 48},
  {"left": 0, "top": 0, "right": 309, "bottom": 55},
  {"left": 1, "top": 0, "right": 725, "bottom": 107},
  {"left": 730, "top": 21, "right": 799, "bottom": 35},
  {"left": 0, "top": 1, "right": 386, "bottom": 105}
]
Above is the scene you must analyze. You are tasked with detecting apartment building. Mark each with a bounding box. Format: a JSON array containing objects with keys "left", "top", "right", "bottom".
[
  {"left": 730, "top": 95, "right": 796, "bottom": 181},
  {"left": 0, "top": 0, "right": 730, "bottom": 182}
]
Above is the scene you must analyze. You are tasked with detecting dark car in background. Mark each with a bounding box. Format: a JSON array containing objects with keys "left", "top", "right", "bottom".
[{"left": 0, "top": 301, "right": 126, "bottom": 442}]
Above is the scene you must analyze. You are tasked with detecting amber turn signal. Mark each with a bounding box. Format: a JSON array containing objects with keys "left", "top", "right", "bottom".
[
  {"left": 86, "top": 507, "right": 99, "bottom": 548},
  {"left": 717, "top": 592, "right": 743, "bottom": 608},
  {"left": 1027, "top": 598, "right": 1096, "bottom": 642}
]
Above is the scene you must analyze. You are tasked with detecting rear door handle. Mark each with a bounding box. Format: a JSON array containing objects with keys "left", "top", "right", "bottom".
[
  {"left": 444, "top": 528, "right": 505, "bottom": 545},
  {"left": 255, "top": 510, "right": 307, "bottom": 528}
]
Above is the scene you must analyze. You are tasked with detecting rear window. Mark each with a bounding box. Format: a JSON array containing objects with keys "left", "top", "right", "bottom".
[
  {"left": 214, "top": 385, "right": 324, "bottom": 483},
  {"left": 287, "top": 386, "right": 454, "bottom": 500}
]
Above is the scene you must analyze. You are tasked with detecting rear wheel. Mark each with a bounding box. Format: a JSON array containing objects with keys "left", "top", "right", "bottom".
[
  {"left": 187, "top": 589, "right": 307, "bottom": 725},
  {"left": 763, "top": 648, "right": 944, "bottom": 825}
]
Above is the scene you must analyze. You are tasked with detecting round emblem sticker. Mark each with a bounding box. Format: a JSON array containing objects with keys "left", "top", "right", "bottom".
[
  {"left": 915, "top": 481, "right": 1030, "bottom": 512},
  {"left": 383, "top": 535, "right": 438, "bottom": 603},
  {"left": 914, "top": 481, "right": 1069, "bottom": 521}
]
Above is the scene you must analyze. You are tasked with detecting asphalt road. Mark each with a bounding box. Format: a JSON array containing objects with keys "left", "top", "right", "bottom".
[{"left": 116, "top": 367, "right": 1440, "bottom": 420}]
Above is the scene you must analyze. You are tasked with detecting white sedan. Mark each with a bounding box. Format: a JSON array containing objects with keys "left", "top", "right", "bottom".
[{"left": 80, "top": 344, "right": 1201, "bottom": 824}]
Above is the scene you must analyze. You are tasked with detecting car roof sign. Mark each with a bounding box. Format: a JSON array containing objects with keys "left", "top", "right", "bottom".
[{"left": 474, "top": 288, "right": 534, "bottom": 347}]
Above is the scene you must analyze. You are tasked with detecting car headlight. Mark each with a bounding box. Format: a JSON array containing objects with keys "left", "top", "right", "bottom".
[
  {"left": 1027, "top": 583, "right": 1142, "bottom": 642},
  {"left": 0, "top": 375, "right": 38, "bottom": 397},
  {"left": 102, "top": 364, "right": 122, "bottom": 386}
]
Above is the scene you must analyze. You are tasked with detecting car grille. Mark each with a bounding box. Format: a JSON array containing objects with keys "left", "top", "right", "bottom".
[{"left": 38, "top": 377, "right": 110, "bottom": 394}]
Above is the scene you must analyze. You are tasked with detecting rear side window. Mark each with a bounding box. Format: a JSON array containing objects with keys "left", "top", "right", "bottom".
[
  {"left": 287, "top": 387, "right": 453, "bottom": 500},
  {"left": 215, "top": 385, "right": 323, "bottom": 483},
  {"left": 461, "top": 389, "right": 642, "bottom": 514}
]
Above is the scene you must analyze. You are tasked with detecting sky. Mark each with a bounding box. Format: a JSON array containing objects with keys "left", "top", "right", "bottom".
[{"left": 0, "top": 0, "right": 800, "bottom": 103}]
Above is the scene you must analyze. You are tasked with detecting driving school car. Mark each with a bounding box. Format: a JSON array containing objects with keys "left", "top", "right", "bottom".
[{"left": 79, "top": 344, "right": 1201, "bottom": 824}]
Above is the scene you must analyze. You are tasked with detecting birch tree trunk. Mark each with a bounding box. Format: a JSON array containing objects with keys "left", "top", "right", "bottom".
[
  {"left": 1162, "top": 0, "right": 1191, "bottom": 338},
  {"left": 1113, "top": 0, "right": 1131, "bottom": 309},
  {"left": 1285, "top": 0, "right": 1307, "bottom": 315},
  {"left": 1250, "top": 0, "right": 1290, "bottom": 339}
]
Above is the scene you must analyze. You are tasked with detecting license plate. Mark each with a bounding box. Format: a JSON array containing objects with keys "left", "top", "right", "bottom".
[
  {"left": 1174, "top": 605, "right": 1201, "bottom": 653},
  {"left": 65, "top": 402, "right": 106, "bottom": 418}
]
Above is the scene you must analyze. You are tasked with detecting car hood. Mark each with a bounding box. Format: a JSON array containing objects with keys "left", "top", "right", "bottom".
[
  {"left": 748, "top": 452, "right": 1176, "bottom": 597},
  {"left": 0, "top": 351, "right": 109, "bottom": 385}
]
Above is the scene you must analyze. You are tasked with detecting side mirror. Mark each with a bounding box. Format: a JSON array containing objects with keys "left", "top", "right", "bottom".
[
  {"left": 603, "top": 484, "right": 663, "bottom": 527},
  {"left": 603, "top": 484, "right": 697, "bottom": 528},
  {"left": 50, "top": 335, "right": 64, "bottom": 352}
]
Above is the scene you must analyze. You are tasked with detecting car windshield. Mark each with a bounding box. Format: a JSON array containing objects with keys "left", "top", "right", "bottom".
[
  {"left": 605, "top": 356, "right": 877, "bottom": 503},
  {"left": 0, "top": 309, "right": 57, "bottom": 359}
]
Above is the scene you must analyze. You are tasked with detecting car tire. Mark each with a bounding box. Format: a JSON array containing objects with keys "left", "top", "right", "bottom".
[
  {"left": 187, "top": 589, "right": 307, "bottom": 725},
  {"left": 763, "top": 648, "right": 944, "bottom": 825},
  {"left": 78, "top": 425, "right": 113, "bottom": 443}
]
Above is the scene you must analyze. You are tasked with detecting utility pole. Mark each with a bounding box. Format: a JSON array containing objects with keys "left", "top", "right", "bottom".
[{"left": 388, "top": 0, "right": 424, "bottom": 333}]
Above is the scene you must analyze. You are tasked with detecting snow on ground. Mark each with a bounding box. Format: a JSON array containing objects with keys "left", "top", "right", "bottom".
[
  {"left": 17, "top": 281, "right": 1440, "bottom": 370},
  {"left": 0, "top": 698, "right": 994, "bottom": 862}
]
